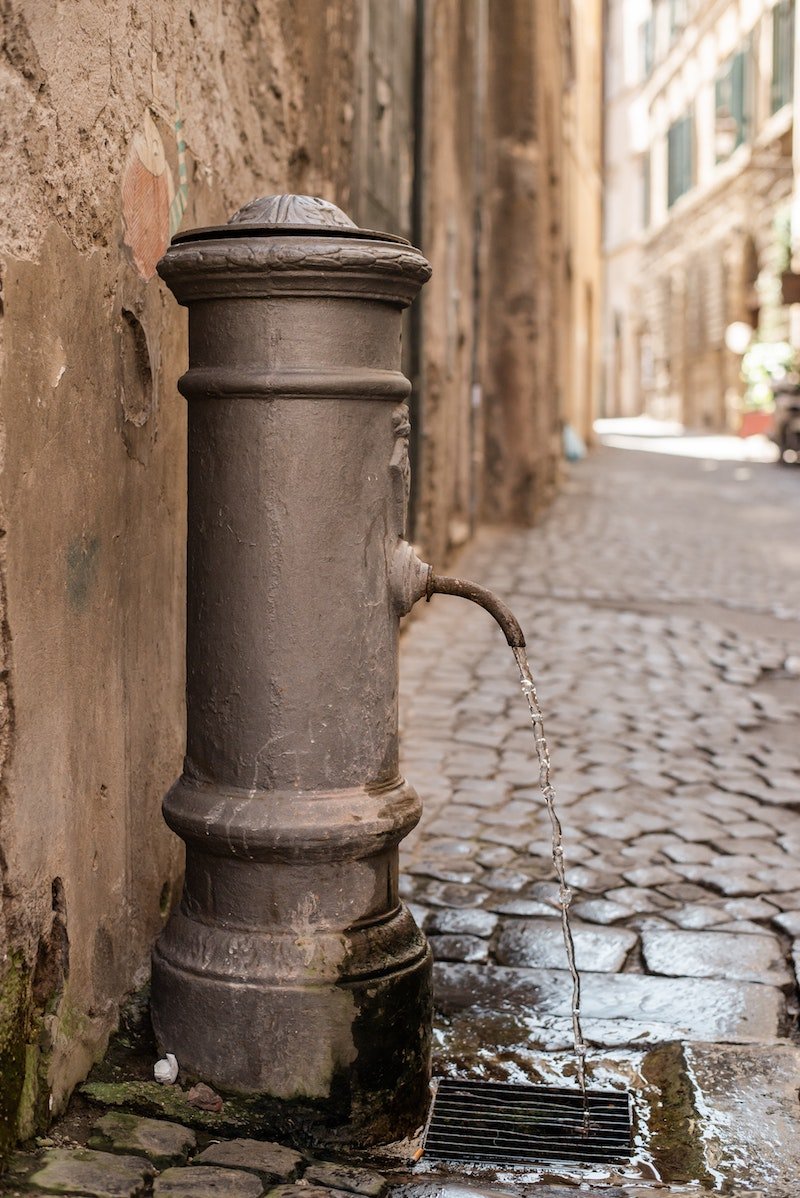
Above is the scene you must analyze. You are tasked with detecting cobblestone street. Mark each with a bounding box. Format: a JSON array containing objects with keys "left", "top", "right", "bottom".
[
  {"left": 6, "top": 436, "right": 800, "bottom": 1198},
  {"left": 399, "top": 435, "right": 800, "bottom": 1194}
]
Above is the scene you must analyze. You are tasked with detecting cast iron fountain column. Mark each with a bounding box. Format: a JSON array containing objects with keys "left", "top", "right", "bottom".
[{"left": 152, "top": 195, "right": 433, "bottom": 1145}]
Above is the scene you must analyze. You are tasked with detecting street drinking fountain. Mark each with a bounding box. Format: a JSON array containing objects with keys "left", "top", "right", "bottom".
[
  {"left": 152, "top": 194, "right": 632, "bottom": 1161},
  {"left": 152, "top": 193, "right": 442, "bottom": 1146}
]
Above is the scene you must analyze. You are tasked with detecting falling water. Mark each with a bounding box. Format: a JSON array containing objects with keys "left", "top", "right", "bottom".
[{"left": 512, "top": 644, "right": 589, "bottom": 1112}]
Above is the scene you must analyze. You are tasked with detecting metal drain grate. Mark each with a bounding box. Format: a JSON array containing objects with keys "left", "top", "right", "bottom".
[{"left": 423, "top": 1078, "right": 633, "bottom": 1166}]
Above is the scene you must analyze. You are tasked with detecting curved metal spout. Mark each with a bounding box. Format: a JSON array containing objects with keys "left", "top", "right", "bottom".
[{"left": 425, "top": 570, "right": 526, "bottom": 649}]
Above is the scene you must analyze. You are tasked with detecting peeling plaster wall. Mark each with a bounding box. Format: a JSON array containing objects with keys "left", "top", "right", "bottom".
[
  {"left": 413, "top": 0, "right": 483, "bottom": 564},
  {"left": 0, "top": 0, "right": 601, "bottom": 1156},
  {"left": 414, "top": 0, "right": 580, "bottom": 550},
  {"left": 480, "top": 0, "right": 566, "bottom": 524},
  {"left": 0, "top": 0, "right": 358, "bottom": 1152}
]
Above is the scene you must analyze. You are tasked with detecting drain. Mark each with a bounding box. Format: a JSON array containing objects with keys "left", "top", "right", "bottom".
[{"left": 422, "top": 1078, "right": 633, "bottom": 1166}]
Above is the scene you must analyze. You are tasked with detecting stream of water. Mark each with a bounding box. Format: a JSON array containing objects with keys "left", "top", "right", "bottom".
[{"left": 512, "top": 645, "right": 589, "bottom": 1114}]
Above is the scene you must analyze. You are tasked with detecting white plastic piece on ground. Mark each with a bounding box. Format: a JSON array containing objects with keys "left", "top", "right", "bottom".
[{"left": 154, "top": 1052, "right": 179, "bottom": 1084}]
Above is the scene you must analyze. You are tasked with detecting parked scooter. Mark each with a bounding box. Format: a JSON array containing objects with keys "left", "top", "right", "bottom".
[{"left": 770, "top": 378, "right": 800, "bottom": 463}]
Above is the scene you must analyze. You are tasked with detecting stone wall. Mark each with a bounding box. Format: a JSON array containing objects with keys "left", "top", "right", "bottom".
[
  {"left": 0, "top": 0, "right": 599, "bottom": 1156},
  {"left": 481, "top": 0, "right": 562, "bottom": 523},
  {"left": 638, "top": 153, "right": 794, "bottom": 426},
  {"left": 0, "top": 0, "right": 361, "bottom": 1155},
  {"left": 414, "top": 0, "right": 586, "bottom": 551},
  {"left": 412, "top": 0, "right": 484, "bottom": 563},
  {"left": 604, "top": 0, "right": 796, "bottom": 428}
]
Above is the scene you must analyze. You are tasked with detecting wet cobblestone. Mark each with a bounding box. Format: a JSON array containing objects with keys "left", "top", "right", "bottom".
[
  {"left": 191, "top": 1141, "right": 303, "bottom": 1184},
  {"left": 87, "top": 1113, "right": 195, "bottom": 1169},
  {"left": 6, "top": 1139, "right": 387, "bottom": 1198},
  {"left": 398, "top": 442, "right": 800, "bottom": 1192},
  {"left": 28, "top": 1148, "right": 155, "bottom": 1197},
  {"left": 401, "top": 448, "right": 800, "bottom": 964}
]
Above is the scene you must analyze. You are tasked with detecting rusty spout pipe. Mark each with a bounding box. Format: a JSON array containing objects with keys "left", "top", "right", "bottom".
[{"left": 425, "top": 570, "right": 526, "bottom": 648}]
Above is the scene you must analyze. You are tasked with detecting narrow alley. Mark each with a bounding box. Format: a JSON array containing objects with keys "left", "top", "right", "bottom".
[
  {"left": 7, "top": 0, "right": 800, "bottom": 1190},
  {"left": 399, "top": 429, "right": 800, "bottom": 1193}
]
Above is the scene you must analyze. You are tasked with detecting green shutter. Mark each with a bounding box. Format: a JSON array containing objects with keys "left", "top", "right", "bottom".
[
  {"left": 772, "top": 0, "right": 795, "bottom": 113},
  {"left": 667, "top": 111, "right": 694, "bottom": 208},
  {"left": 715, "top": 46, "right": 750, "bottom": 162},
  {"left": 642, "top": 152, "right": 651, "bottom": 229}
]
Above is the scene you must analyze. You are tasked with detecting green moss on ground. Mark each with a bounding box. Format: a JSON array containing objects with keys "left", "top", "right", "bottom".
[
  {"left": 0, "top": 954, "right": 30, "bottom": 1167},
  {"left": 80, "top": 1080, "right": 256, "bottom": 1137},
  {"left": 641, "top": 1042, "right": 712, "bottom": 1186},
  {"left": 79, "top": 1078, "right": 383, "bottom": 1155}
]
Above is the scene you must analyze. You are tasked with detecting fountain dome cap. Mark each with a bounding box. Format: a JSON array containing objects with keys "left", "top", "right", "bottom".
[
  {"left": 229, "top": 194, "right": 357, "bottom": 230},
  {"left": 170, "top": 192, "right": 410, "bottom": 246}
]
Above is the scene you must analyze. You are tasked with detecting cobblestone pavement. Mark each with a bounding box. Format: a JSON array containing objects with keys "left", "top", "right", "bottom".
[
  {"left": 6, "top": 438, "right": 800, "bottom": 1198},
  {"left": 399, "top": 438, "right": 800, "bottom": 1194}
]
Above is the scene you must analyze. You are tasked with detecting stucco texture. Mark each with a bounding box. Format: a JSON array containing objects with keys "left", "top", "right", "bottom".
[
  {"left": 0, "top": 0, "right": 358, "bottom": 1152},
  {"left": 0, "top": 0, "right": 601, "bottom": 1157}
]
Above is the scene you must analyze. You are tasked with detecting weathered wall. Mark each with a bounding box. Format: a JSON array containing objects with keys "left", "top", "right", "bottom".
[
  {"left": 0, "top": 0, "right": 359, "bottom": 1154},
  {"left": 413, "top": 0, "right": 483, "bottom": 565},
  {"left": 0, "top": 0, "right": 601, "bottom": 1157},
  {"left": 605, "top": 0, "right": 796, "bottom": 428},
  {"left": 601, "top": 0, "right": 650, "bottom": 420},
  {"left": 565, "top": 0, "right": 603, "bottom": 444},
  {"left": 480, "top": 0, "right": 567, "bottom": 523},
  {"left": 414, "top": 0, "right": 585, "bottom": 549},
  {"left": 639, "top": 157, "right": 793, "bottom": 424},
  {"left": 350, "top": 0, "right": 416, "bottom": 240}
]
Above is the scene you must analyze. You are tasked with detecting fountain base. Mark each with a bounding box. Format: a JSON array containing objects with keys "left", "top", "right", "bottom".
[{"left": 151, "top": 775, "right": 433, "bottom": 1146}]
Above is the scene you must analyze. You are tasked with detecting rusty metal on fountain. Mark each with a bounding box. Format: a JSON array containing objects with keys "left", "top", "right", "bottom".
[{"left": 151, "top": 195, "right": 434, "bottom": 1146}]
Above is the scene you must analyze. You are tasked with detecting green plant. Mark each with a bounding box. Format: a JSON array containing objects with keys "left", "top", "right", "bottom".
[
  {"left": 740, "top": 340, "right": 798, "bottom": 410},
  {"left": 774, "top": 208, "right": 793, "bottom": 275}
]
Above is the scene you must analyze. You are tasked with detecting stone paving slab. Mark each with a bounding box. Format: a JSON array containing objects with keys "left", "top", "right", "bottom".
[
  {"left": 155, "top": 1165, "right": 264, "bottom": 1196},
  {"left": 484, "top": 898, "right": 556, "bottom": 917},
  {"left": 193, "top": 1139, "right": 303, "bottom": 1184},
  {"left": 393, "top": 1181, "right": 720, "bottom": 1198},
  {"left": 303, "top": 1163, "right": 388, "bottom": 1196},
  {"left": 394, "top": 1187, "right": 675, "bottom": 1198},
  {"left": 88, "top": 1111, "right": 196, "bottom": 1167},
  {"left": 666, "top": 903, "right": 729, "bottom": 929},
  {"left": 425, "top": 909, "right": 498, "bottom": 936},
  {"left": 494, "top": 920, "right": 637, "bottom": 971},
  {"left": 773, "top": 909, "right": 800, "bottom": 936},
  {"left": 29, "top": 1148, "right": 155, "bottom": 1198},
  {"left": 569, "top": 898, "right": 631, "bottom": 924},
  {"left": 641, "top": 928, "right": 792, "bottom": 986},
  {"left": 428, "top": 933, "right": 489, "bottom": 962},
  {"left": 269, "top": 1188, "right": 351, "bottom": 1198},
  {"left": 684, "top": 1042, "right": 800, "bottom": 1193},
  {"left": 434, "top": 961, "right": 784, "bottom": 1045}
]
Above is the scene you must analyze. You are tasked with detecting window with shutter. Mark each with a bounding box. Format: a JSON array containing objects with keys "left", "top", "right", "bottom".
[
  {"left": 667, "top": 111, "right": 694, "bottom": 207},
  {"left": 771, "top": 0, "right": 795, "bottom": 114}
]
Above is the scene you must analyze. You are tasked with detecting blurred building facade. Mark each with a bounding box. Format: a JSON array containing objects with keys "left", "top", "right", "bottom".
[
  {"left": 406, "top": 0, "right": 603, "bottom": 553},
  {"left": 0, "top": 0, "right": 601, "bottom": 1160},
  {"left": 603, "top": 0, "right": 797, "bottom": 426},
  {"left": 566, "top": 0, "right": 605, "bottom": 443}
]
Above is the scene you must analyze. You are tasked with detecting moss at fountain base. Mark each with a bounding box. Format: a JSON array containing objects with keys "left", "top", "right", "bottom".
[{"left": 641, "top": 1042, "right": 712, "bottom": 1186}]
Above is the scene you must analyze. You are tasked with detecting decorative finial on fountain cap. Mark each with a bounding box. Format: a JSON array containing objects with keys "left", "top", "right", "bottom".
[{"left": 228, "top": 194, "right": 357, "bottom": 229}]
